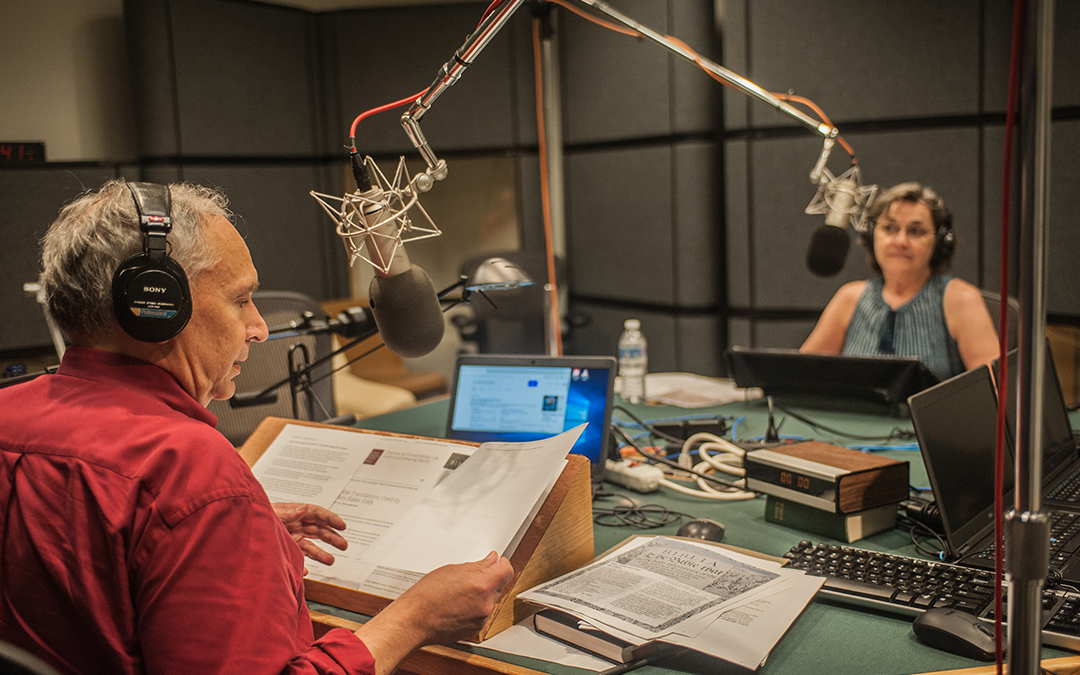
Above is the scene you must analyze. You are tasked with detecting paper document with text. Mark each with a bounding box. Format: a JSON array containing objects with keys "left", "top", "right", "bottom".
[
  {"left": 251, "top": 423, "right": 584, "bottom": 598},
  {"left": 519, "top": 536, "right": 823, "bottom": 670}
]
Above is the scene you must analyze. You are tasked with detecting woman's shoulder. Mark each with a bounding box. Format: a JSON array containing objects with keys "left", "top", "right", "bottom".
[
  {"left": 834, "top": 280, "right": 869, "bottom": 305},
  {"left": 942, "top": 277, "right": 986, "bottom": 304}
]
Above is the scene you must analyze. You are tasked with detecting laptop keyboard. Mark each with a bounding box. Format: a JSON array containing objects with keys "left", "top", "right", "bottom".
[
  {"left": 1049, "top": 465, "right": 1080, "bottom": 502},
  {"left": 784, "top": 540, "right": 1080, "bottom": 651},
  {"left": 967, "top": 511, "right": 1080, "bottom": 572}
]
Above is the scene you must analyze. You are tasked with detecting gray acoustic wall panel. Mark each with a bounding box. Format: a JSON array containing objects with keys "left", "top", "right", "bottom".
[
  {"left": 724, "top": 140, "right": 751, "bottom": 307},
  {"left": 1046, "top": 120, "right": 1080, "bottom": 315},
  {"left": 178, "top": 164, "right": 347, "bottom": 301},
  {"left": 745, "top": 0, "right": 981, "bottom": 128},
  {"left": 672, "top": 141, "right": 722, "bottom": 308},
  {"left": 676, "top": 314, "right": 724, "bottom": 377},
  {"left": 515, "top": 152, "right": 548, "bottom": 254},
  {"left": 124, "top": 0, "right": 181, "bottom": 158},
  {"left": 983, "top": 1, "right": 1080, "bottom": 111},
  {"left": 557, "top": 0, "right": 720, "bottom": 141},
  {"left": 561, "top": 0, "right": 670, "bottom": 145},
  {"left": 566, "top": 144, "right": 674, "bottom": 304},
  {"left": 565, "top": 141, "right": 721, "bottom": 307},
  {"left": 158, "top": 0, "right": 321, "bottom": 157},
  {"left": 668, "top": 0, "right": 723, "bottom": 135},
  {"left": 326, "top": 5, "right": 523, "bottom": 158},
  {"left": 0, "top": 167, "right": 124, "bottom": 350},
  {"left": 752, "top": 319, "right": 818, "bottom": 352},
  {"left": 979, "top": 125, "right": 1018, "bottom": 302}
]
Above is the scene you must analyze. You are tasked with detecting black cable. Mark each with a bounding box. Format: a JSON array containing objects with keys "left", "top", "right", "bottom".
[
  {"left": 609, "top": 424, "right": 747, "bottom": 491},
  {"left": 775, "top": 404, "right": 917, "bottom": 442},
  {"left": 896, "top": 514, "right": 949, "bottom": 560},
  {"left": 611, "top": 404, "right": 730, "bottom": 445},
  {"left": 592, "top": 493, "right": 698, "bottom": 529}
]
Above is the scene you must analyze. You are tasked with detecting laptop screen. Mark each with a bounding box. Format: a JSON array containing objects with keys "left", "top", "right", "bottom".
[
  {"left": 445, "top": 355, "right": 616, "bottom": 469},
  {"left": 908, "top": 365, "right": 1011, "bottom": 557},
  {"left": 1001, "top": 346, "right": 1075, "bottom": 476}
]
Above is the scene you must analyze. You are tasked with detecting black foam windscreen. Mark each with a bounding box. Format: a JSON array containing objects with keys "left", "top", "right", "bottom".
[
  {"left": 368, "top": 264, "right": 445, "bottom": 358},
  {"left": 805, "top": 225, "right": 851, "bottom": 277}
]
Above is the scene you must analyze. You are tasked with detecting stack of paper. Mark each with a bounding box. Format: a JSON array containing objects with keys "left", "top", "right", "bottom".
[{"left": 518, "top": 536, "right": 824, "bottom": 671}]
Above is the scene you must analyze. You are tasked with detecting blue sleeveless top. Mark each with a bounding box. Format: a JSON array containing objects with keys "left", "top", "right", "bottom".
[{"left": 842, "top": 275, "right": 965, "bottom": 382}]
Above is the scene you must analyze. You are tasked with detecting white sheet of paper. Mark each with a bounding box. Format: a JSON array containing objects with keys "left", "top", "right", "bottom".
[
  {"left": 351, "top": 425, "right": 586, "bottom": 598},
  {"left": 250, "top": 424, "right": 476, "bottom": 581},
  {"left": 518, "top": 536, "right": 823, "bottom": 670}
]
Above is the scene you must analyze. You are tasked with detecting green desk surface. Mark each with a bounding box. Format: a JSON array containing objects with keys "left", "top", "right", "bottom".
[{"left": 309, "top": 393, "right": 1074, "bottom": 674}]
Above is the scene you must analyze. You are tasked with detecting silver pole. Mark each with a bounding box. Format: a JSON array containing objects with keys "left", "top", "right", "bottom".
[
  {"left": 1007, "top": 0, "right": 1054, "bottom": 672},
  {"left": 539, "top": 8, "right": 566, "bottom": 356}
]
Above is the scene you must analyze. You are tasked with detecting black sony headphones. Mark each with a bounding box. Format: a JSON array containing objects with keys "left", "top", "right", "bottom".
[{"left": 111, "top": 182, "right": 192, "bottom": 342}]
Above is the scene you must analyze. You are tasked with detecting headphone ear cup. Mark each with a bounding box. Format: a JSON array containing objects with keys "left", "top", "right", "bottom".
[
  {"left": 932, "top": 225, "right": 956, "bottom": 269},
  {"left": 112, "top": 252, "right": 192, "bottom": 342}
]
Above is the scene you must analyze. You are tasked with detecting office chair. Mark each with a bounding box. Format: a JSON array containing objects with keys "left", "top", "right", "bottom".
[
  {"left": 208, "top": 290, "right": 340, "bottom": 446},
  {"left": 981, "top": 289, "right": 1020, "bottom": 352},
  {"left": 0, "top": 642, "right": 60, "bottom": 675},
  {"left": 451, "top": 250, "right": 571, "bottom": 355}
]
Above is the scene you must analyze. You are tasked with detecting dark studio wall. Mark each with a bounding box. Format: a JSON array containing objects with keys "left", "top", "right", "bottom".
[{"left": 1, "top": 0, "right": 1078, "bottom": 382}]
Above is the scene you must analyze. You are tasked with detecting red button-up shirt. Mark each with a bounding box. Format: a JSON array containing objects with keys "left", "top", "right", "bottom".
[{"left": 0, "top": 347, "right": 374, "bottom": 674}]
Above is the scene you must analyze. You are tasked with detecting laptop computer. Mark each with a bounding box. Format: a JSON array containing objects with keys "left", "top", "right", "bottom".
[
  {"left": 445, "top": 354, "right": 617, "bottom": 490},
  {"left": 909, "top": 364, "right": 1080, "bottom": 584},
  {"left": 999, "top": 346, "right": 1080, "bottom": 509}
]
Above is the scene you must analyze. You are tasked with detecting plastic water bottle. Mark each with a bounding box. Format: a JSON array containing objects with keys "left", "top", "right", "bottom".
[{"left": 618, "top": 319, "right": 647, "bottom": 403}]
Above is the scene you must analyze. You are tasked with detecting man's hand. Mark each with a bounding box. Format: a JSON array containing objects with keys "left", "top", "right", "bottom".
[
  {"left": 356, "top": 552, "right": 515, "bottom": 675},
  {"left": 272, "top": 502, "right": 348, "bottom": 572}
]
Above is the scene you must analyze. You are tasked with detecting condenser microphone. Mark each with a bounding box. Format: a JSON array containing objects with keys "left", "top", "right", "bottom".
[
  {"left": 349, "top": 153, "right": 445, "bottom": 358},
  {"left": 805, "top": 175, "right": 856, "bottom": 277}
]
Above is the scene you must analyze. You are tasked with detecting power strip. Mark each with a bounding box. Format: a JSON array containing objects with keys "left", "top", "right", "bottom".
[{"left": 605, "top": 460, "right": 664, "bottom": 493}]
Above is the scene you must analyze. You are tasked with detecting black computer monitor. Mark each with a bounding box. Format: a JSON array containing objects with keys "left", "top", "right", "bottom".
[{"left": 723, "top": 346, "right": 939, "bottom": 406}]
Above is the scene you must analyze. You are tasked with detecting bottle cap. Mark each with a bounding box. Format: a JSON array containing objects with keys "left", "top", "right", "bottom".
[{"left": 624, "top": 319, "right": 640, "bottom": 330}]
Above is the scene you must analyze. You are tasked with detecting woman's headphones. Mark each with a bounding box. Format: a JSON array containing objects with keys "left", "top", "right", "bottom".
[{"left": 110, "top": 183, "right": 192, "bottom": 342}]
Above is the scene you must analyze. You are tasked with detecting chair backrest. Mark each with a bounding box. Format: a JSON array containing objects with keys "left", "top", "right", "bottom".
[
  {"left": 207, "top": 290, "right": 337, "bottom": 446},
  {"left": 981, "top": 289, "right": 1020, "bottom": 352},
  {"left": 456, "top": 250, "right": 564, "bottom": 355}
]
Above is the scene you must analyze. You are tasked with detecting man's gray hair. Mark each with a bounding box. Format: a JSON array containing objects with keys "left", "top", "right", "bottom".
[{"left": 40, "top": 179, "right": 231, "bottom": 339}]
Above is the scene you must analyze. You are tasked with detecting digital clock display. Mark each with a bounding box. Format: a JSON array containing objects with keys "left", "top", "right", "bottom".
[{"left": 0, "top": 142, "right": 45, "bottom": 163}]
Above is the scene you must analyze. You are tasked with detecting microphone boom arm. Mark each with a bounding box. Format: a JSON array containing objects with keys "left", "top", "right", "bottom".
[{"left": 400, "top": 0, "right": 839, "bottom": 185}]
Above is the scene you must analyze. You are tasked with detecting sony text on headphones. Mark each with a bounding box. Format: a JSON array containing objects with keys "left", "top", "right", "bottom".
[{"left": 111, "top": 182, "right": 193, "bottom": 342}]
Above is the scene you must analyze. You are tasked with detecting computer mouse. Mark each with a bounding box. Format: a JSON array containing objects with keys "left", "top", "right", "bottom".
[
  {"left": 912, "top": 608, "right": 996, "bottom": 661},
  {"left": 676, "top": 518, "right": 725, "bottom": 542}
]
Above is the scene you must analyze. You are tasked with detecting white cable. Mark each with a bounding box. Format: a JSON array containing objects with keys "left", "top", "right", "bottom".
[{"left": 660, "top": 432, "right": 757, "bottom": 501}]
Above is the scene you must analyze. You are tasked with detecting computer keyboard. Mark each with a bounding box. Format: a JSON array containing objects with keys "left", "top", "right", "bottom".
[
  {"left": 784, "top": 540, "right": 1080, "bottom": 651},
  {"left": 1049, "top": 466, "right": 1080, "bottom": 502}
]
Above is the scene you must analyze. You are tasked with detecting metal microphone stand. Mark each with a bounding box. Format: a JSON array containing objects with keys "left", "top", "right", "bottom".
[
  {"left": 238, "top": 266, "right": 532, "bottom": 418},
  {"left": 1008, "top": 1, "right": 1055, "bottom": 672}
]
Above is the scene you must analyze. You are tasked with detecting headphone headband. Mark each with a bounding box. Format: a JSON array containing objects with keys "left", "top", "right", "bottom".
[{"left": 111, "top": 182, "right": 192, "bottom": 342}]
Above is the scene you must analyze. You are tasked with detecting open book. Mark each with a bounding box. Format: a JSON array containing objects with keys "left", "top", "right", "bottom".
[
  {"left": 519, "top": 536, "right": 825, "bottom": 671},
  {"left": 239, "top": 417, "right": 597, "bottom": 639}
]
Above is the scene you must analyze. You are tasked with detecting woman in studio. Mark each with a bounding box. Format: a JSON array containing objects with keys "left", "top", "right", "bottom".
[{"left": 800, "top": 182, "right": 998, "bottom": 382}]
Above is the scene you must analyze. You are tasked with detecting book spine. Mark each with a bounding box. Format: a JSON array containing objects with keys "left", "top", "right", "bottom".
[
  {"left": 765, "top": 495, "right": 852, "bottom": 540},
  {"left": 764, "top": 495, "right": 896, "bottom": 543}
]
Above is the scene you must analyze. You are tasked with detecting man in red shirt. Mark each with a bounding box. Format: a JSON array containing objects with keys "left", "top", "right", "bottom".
[{"left": 0, "top": 179, "right": 513, "bottom": 675}]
